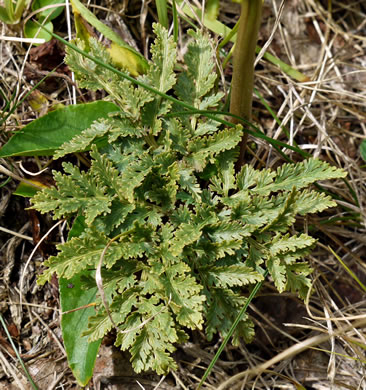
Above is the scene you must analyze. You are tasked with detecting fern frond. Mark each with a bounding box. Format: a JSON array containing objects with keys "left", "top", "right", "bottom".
[
  {"left": 145, "top": 23, "right": 176, "bottom": 94},
  {"left": 266, "top": 256, "right": 286, "bottom": 293},
  {"left": 236, "top": 164, "right": 275, "bottom": 192},
  {"left": 207, "top": 264, "right": 263, "bottom": 288},
  {"left": 90, "top": 145, "right": 125, "bottom": 201},
  {"left": 260, "top": 188, "right": 298, "bottom": 233},
  {"left": 296, "top": 189, "right": 337, "bottom": 215},
  {"left": 32, "top": 24, "right": 348, "bottom": 376},
  {"left": 205, "top": 221, "right": 249, "bottom": 242},
  {"left": 161, "top": 263, "right": 205, "bottom": 329},
  {"left": 37, "top": 229, "right": 123, "bottom": 284},
  {"left": 205, "top": 288, "right": 253, "bottom": 343},
  {"left": 32, "top": 163, "right": 111, "bottom": 224},
  {"left": 209, "top": 149, "right": 237, "bottom": 196},
  {"left": 115, "top": 302, "right": 178, "bottom": 374},
  {"left": 268, "top": 233, "right": 316, "bottom": 256},
  {"left": 54, "top": 118, "right": 113, "bottom": 159},
  {"left": 186, "top": 125, "right": 243, "bottom": 171},
  {"left": 254, "top": 158, "right": 347, "bottom": 195},
  {"left": 175, "top": 29, "right": 217, "bottom": 107},
  {"left": 178, "top": 168, "right": 202, "bottom": 202},
  {"left": 170, "top": 223, "right": 202, "bottom": 257}
]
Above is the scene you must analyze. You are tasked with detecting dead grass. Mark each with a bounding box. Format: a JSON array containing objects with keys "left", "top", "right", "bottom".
[{"left": 0, "top": 0, "right": 366, "bottom": 389}]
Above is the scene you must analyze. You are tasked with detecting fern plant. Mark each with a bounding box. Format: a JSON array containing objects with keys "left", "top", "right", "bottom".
[{"left": 31, "top": 24, "right": 346, "bottom": 374}]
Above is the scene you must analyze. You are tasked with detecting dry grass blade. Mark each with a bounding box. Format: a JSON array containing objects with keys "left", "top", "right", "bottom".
[{"left": 217, "top": 318, "right": 366, "bottom": 390}]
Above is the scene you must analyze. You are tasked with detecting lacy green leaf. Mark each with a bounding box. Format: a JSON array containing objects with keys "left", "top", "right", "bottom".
[
  {"left": 115, "top": 302, "right": 178, "bottom": 374},
  {"left": 161, "top": 263, "right": 205, "bottom": 329},
  {"left": 207, "top": 264, "right": 264, "bottom": 288},
  {"left": 32, "top": 163, "right": 111, "bottom": 224},
  {"left": 89, "top": 145, "right": 126, "bottom": 201},
  {"left": 37, "top": 229, "right": 123, "bottom": 284},
  {"left": 145, "top": 23, "right": 176, "bottom": 94},
  {"left": 170, "top": 223, "right": 202, "bottom": 257},
  {"left": 285, "top": 263, "right": 312, "bottom": 299},
  {"left": 205, "top": 288, "right": 252, "bottom": 343},
  {"left": 254, "top": 158, "right": 347, "bottom": 195},
  {"left": 85, "top": 289, "right": 140, "bottom": 341},
  {"left": 260, "top": 187, "right": 298, "bottom": 233},
  {"left": 296, "top": 189, "right": 337, "bottom": 215},
  {"left": 175, "top": 29, "right": 217, "bottom": 107},
  {"left": 178, "top": 168, "right": 202, "bottom": 202},
  {"left": 189, "top": 125, "right": 243, "bottom": 157},
  {"left": 205, "top": 221, "right": 249, "bottom": 243},
  {"left": 268, "top": 233, "right": 316, "bottom": 256},
  {"left": 236, "top": 164, "right": 275, "bottom": 192},
  {"left": 267, "top": 257, "right": 286, "bottom": 293},
  {"left": 54, "top": 118, "right": 113, "bottom": 159},
  {"left": 66, "top": 38, "right": 152, "bottom": 119}
]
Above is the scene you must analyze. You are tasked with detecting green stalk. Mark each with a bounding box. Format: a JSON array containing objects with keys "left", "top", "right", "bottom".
[
  {"left": 230, "top": 0, "right": 262, "bottom": 168},
  {"left": 0, "top": 314, "right": 39, "bottom": 390},
  {"left": 197, "top": 269, "right": 268, "bottom": 388},
  {"left": 156, "top": 0, "right": 169, "bottom": 29}
]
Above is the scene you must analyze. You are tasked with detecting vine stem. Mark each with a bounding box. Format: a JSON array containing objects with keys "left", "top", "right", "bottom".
[{"left": 230, "top": 0, "right": 263, "bottom": 170}]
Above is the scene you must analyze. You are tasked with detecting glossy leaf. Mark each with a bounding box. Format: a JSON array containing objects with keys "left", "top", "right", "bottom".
[
  {"left": 59, "top": 216, "right": 100, "bottom": 386},
  {"left": 24, "top": 20, "right": 53, "bottom": 44},
  {"left": 32, "top": 0, "right": 65, "bottom": 21},
  {"left": 13, "top": 179, "right": 48, "bottom": 197},
  {"left": 360, "top": 139, "right": 366, "bottom": 162},
  {"left": 0, "top": 101, "right": 119, "bottom": 157},
  {"left": 60, "top": 273, "right": 101, "bottom": 386}
]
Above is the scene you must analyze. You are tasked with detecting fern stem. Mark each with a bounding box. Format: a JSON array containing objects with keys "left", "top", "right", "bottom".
[{"left": 230, "top": 0, "right": 262, "bottom": 169}]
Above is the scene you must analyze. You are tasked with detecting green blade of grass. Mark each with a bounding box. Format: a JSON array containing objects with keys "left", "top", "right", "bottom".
[
  {"left": 329, "top": 247, "right": 366, "bottom": 293},
  {"left": 197, "top": 269, "right": 269, "bottom": 389},
  {"left": 172, "top": 0, "right": 179, "bottom": 42},
  {"left": 1, "top": 68, "right": 58, "bottom": 126},
  {"left": 0, "top": 313, "right": 39, "bottom": 390},
  {"left": 156, "top": 0, "right": 169, "bottom": 29},
  {"left": 254, "top": 88, "right": 298, "bottom": 147}
]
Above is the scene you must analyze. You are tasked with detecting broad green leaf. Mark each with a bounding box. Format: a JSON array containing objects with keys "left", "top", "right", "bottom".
[
  {"left": 24, "top": 20, "right": 53, "bottom": 44},
  {"left": 60, "top": 273, "right": 101, "bottom": 386},
  {"left": 0, "top": 6, "right": 13, "bottom": 23},
  {"left": 13, "top": 179, "right": 49, "bottom": 197},
  {"left": 70, "top": 0, "right": 148, "bottom": 76},
  {"left": 59, "top": 217, "right": 100, "bottom": 387},
  {"left": 360, "top": 139, "right": 366, "bottom": 162},
  {"left": 32, "top": 0, "right": 65, "bottom": 20},
  {"left": 0, "top": 101, "right": 118, "bottom": 157}
]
